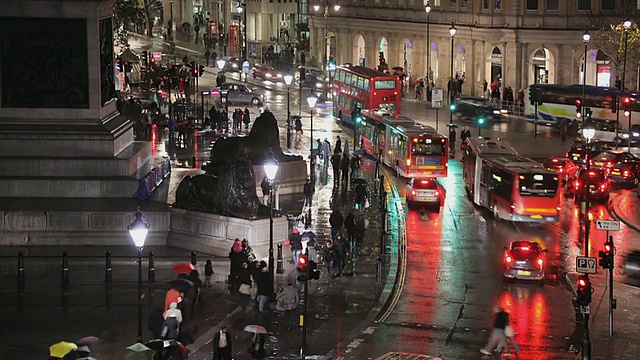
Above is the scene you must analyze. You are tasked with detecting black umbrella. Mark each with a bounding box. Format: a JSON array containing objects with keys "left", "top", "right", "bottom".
[
  {"left": 352, "top": 178, "right": 367, "bottom": 186},
  {"left": 169, "top": 278, "right": 194, "bottom": 293},
  {"left": 145, "top": 339, "right": 182, "bottom": 351},
  {"left": 446, "top": 123, "right": 459, "bottom": 128}
]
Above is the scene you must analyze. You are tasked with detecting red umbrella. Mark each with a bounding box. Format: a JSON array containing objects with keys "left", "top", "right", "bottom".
[
  {"left": 171, "top": 262, "right": 195, "bottom": 275},
  {"left": 490, "top": 81, "right": 500, "bottom": 87}
]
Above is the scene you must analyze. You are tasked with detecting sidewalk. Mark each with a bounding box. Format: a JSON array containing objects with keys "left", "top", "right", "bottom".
[{"left": 609, "top": 190, "right": 640, "bottom": 232}]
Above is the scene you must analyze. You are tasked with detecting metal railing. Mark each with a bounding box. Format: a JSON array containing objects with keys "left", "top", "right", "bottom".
[{"left": 134, "top": 157, "right": 171, "bottom": 200}]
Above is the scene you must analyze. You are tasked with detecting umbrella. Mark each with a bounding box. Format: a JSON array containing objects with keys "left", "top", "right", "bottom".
[
  {"left": 490, "top": 81, "right": 500, "bottom": 87},
  {"left": 75, "top": 337, "right": 99, "bottom": 345},
  {"left": 125, "top": 342, "right": 154, "bottom": 360},
  {"left": 170, "top": 278, "right": 194, "bottom": 292},
  {"left": 392, "top": 66, "right": 404, "bottom": 71},
  {"left": 244, "top": 325, "right": 268, "bottom": 334},
  {"left": 171, "top": 262, "right": 195, "bottom": 275},
  {"left": 50, "top": 341, "right": 77, "bottom": 358},
  {"left": 145, "top": 339, "right": 182, "bottom": 351},
  {"left": 351, "top": 178, "right": 367, "bottom": 186},
  {"left": 446, "top": 123, "right": 459, "bottom": 128}
]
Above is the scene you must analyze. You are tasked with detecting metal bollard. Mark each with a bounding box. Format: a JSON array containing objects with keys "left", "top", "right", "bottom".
[
  {"left": 305, "top": 208, "right": 312, "bottom": 229},
  {"left": 61, "top": 251, "right": 70, "bottom": 290},
  {"left": 276, "top": 243, "right": 285, "bottom": 274},
  {"left": 105, "top": 282, "right": 112, "bottom": 313},
  {"left": 148, "top": 251, "right": 156, "bottom": 282},
  {"left": 376, "top": 255, "right": 384, "bottom": 284},
  {"left": 378, "top": 175, "right": 385, "bottom": 199},
  {"left": 375, "top": 160, "right": 380, "bottom": 179},
  {"left": 380, "top": 190, "right": 387, "bottom": 213},
  {"left": 105, "top": 251, "right": 112, "bottom": 284},
  {"left": 190, "top": 251, "right": 197, "bottom": 266},
  {"left": 17, "top": 251, "right": 25, "bottom": 289}
]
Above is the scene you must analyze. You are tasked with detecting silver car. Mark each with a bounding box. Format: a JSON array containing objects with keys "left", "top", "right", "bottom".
[
  {"left": 219, "top": 82, "right": 263, "bottom": 106},
  {"left": 503, "top": 240, "right": 547, "bottom": 285}
]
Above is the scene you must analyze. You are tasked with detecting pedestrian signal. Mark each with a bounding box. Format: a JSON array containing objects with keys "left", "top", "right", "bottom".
[{"left": 576, "top": 275, "right": 592, "bottom": 306}]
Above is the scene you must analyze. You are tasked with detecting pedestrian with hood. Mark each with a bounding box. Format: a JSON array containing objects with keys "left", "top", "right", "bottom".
[
  {"left": 243, "top": 107, "right": 251, "bottom": 131},
  {"left": 213, "top": 325, "right": 233, "bottom": 360},
  {"left": 354, "top": 211, "right": 366, "bottom": 245},
  {"left": 354, "top": 181, "right": 367, "bottom": 209},
  {"left": 204, "top": 259, "right": 214, "bottom": 288},
  {"left": 164, "top": 301, "right": 183, "bottom": 325},
  {"left": 289, "top": 228, "right": 303, "bottom": 265},
  {"left": 261, "top": 176, "right": 271, "bottom": 205},
  {"left": 255, "top": 261, "right": 273, "bottom": 312},
  {"left": 331, "top": 151, "right": 342, "bottom": 183},
  {"left": 303, "top": 178, "right": 313, "bottom": 207},
  {"left": 480, "top": 306, "right": 509, "bottom": 356},
  {"left": 160, "top": 313, "right": 180, "bottom": 340},
  {"left": 322, "top": 138, "right": 331, "bottom": 166},
  {"left": 204, "top": 49, "right": 211, "bottom": 66}
]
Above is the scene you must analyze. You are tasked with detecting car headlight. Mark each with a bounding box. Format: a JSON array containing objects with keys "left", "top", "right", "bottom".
[
  {"left": 493, "top": 110, "right": 500, "bottom": 115},
  {"left": 315, "top": 83, "right": 323, "bottom": 88},
  {"left": 265, "top": 73, "right": 272, "bottom": 78},
  {"left": 232, "top": 64, "right": 238, "bottom": 68},
  {"left": 633, "top": 132, "right": 639, "bottom": 137},
  {"left": 277, "top": 73, "right": 283, "bottom": 78},
  {"left": 622, "top": 133, "right": 630, "bottom": 139}
]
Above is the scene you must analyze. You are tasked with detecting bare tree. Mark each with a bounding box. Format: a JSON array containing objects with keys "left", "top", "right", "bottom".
[{"left": 113, "top": 0, "right": 144, "bottom": 48}]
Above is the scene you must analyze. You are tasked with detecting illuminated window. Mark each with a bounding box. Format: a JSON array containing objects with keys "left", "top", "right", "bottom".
[{"left": 425, "top": 0, "right": 441, "bottom": 6}]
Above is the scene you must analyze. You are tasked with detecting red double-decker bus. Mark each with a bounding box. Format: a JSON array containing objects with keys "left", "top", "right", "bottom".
[
  {"left": 356, "top": 110, "right": 449, "bottom": 178},
  {"left": 462, "top": 137, "right": 561, "bottom": 223},
  {"left": 332, "top": 65, "right": 401, "bottom": 126}
]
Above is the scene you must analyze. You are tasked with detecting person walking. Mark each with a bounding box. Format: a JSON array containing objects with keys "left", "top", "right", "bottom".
[
  {"left": 289, "top": 228, "right": 303, "bottom": 265},
  {"left": 255, "top": 262, "right": 273, "bottom": 312},
  {"left": 323, "top": 241, "right": 338, "bottom": 274},
  {"left": 344, "top": 212, "right": 356, "bottom": 245},
  {"left": 354, "top": 211, "right": 366, "bottom": 245},
  {"left": 334, "top": 136, "right": 342, "bottom": 154},
  {"left": 480, "top": 306, "right": 509, "bottom": 356},
  {"left": 331, "top": 152, "right": 342, "bottom": 184},
  {"left": 496, "top": 313, "right": 521, "bottom": 356},
  {"left": 204, "top": 49, "right": 211, "bottom": 66},
  {"left": 249, "top": 333, "right": 267, "bottom": 359},
  {"left": 354, "top": 181, "right": 367, "bottom": 209},
  {"left": 229, "top": 239, "right": 246, "bottom": 293},
  {"left": 204, "top": 259, "right": 214, "bottom": 288},
  {"left": 449, "top": 126, "right": 457, "bottom": 158},
  {"left": 329, "top": 209, "right": 344, "bottom": 240},
  {"left": 460, "top": 126, "right": 471, "bottom": 144},
  {"left": 303, "top": 178, "right": 313, "bottom": 207},
  {"left": 261, "top": 176, "right": 270, "bottom": 206},
  {"left": 213, "top": 325, "right": 233, "bottom": 360},
  {"left": 243, "top": 107, "right": 251, "bottom": 132},
  {"left": 232, "top": 108, "right": 239, "bottom": 132},
  {"left": 321, "top": 138, "right": 331, "bottom": 167},
  {"left": 340, "top": 153, "right": 350, "bottom": 184},
  {"left": 333, "top": 234, "right": 348, "bottom": 275}
]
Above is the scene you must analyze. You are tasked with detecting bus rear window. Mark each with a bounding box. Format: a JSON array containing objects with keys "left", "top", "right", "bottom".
[
  {"left": 518, "top": 174, "right": 558, "bottom": 197},
  {"left": 374, "top": 80, "right": 396, "bottom": 90},
  {"left": 411, "top": 143, "right": 446, "bottom": 156}
]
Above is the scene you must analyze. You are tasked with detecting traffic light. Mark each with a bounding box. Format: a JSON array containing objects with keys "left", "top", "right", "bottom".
[
  {"left": 477, "top": 116, "right": 486, "bottom": 125},
  {"left": 529, "top": 86, "right": 542, "bottom": 105},
  {"left": 598, "top": 238, "right": 614, "bottom": 269},
  {"left": 378, "top": 51, "right": 385, "bottom": 65},
  {"left": 296, "top": 255, "right": 308, "bottom": 282},
  {"left": 328, "top": 55, "right": 336, "bottom": 72},
  {"left": 623, "top": 97, "right": 631, "bottom": 117},
  {"left": 576, "top": 275, "right": 592, "bottom": 306},
  {"left": 615, "top": 79, "right": 622, "bottom": 90},
  {"left": 115, "top": 58, "right": 122, "bottom": 72},
  {"left": 584, "top": 107, "right": 593, "bottom": 119},
  {"left": 352, "top": 106, "right": 363, "bottom": 123},
  {"left": 142, "top": 51, "right": 148, "bottom": 67},
  {"left": 199, "top": 64, "right": 205, "bottom": 77},
  {"left": 575, "top": 99, "right": 582, "bottom": 118},
  {"left": 449, "top": 103, "right": 456, "bottom": 111},
  {"left": 308, "top": 260, "right": 320, "bottom": 280}
]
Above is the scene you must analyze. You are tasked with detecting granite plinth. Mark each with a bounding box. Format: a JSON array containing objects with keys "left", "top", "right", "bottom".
[
  {"left": 168, "top": 207, "right": 289, "bottom": 259},
  {"left": 252, "top": 158, "right": 308, "bottom": 196}
]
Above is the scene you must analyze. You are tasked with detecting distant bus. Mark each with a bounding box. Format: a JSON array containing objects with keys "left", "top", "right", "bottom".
[
  {"left": 462, "top": 137, "right": 561, "bottom": 222},
  {"left": 525, "top": 84, "right": 640, "bottom": 128},
  {"left": 357, "top": 109, "right": 449, "bottom": 178},
  {"left": 333, "top": 65, "right": 402, "bottom": 126}
]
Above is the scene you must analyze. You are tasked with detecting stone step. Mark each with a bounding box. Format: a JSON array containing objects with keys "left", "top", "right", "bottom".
[
  {"left": 0, "top": 141, "right": 151, "bottom": 177},
  {"left": 0, "top": 176, "right": 140, "bottom": 198}
]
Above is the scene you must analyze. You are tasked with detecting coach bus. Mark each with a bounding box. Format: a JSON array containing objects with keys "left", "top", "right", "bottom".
[
  {"left": 333, "top": 65, "right": 402, "bottom": 126},
  {"left": 357, "top": 109, "right": 449, "bottom": 178},
  {"left": 462, "top": 137, "right": 561, "bottom": 222},
  {"left": 525, "top": 84, "right": 640, "bottom": 128}
]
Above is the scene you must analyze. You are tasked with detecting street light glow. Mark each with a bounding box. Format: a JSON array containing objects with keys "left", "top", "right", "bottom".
[
  {"left": 582, "top": 31, "right": 590, "bottom": 44},
  {"left": 623, "top": 20, "right": 632, "bottom": 29},
  {"left": 334, "top": 4, "right": 341, "bottom": 11},
  {"left": 582, "top": 122, "right": 596, "bottom": 141},
  {"left": 216, "top": 58, "right": 226, "bottom": 70},
  {"left": 237, "top": 5, "right": 243, "bottom": 13},
  {"left": 284, "top": 73, "right": 293, "bottom": 86},
  {"left": 425, "top": 4, "right": 431, "bottom": 14},
  {"left": 128, "top": 208, "right": 149, "bottom": 249},
  {"left": 307, "top": 92, "right": 318, "bottom": 108},
  {"left": 263, "top": 156, "right": 279, "bottom": 181},
  {"left": 313, "top": 4, "right": 320, "bottom": 11},
  {"left": 449, "top": 24, "right": 457, "bottom": 38}
]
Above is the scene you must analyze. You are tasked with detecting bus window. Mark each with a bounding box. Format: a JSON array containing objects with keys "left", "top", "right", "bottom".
[
  {"left": 411, "top": 143, "right": 446, "bottom": 156},
  {"left": 375, "top": 80, "right": 397, "bottom": 90},
  {"left": 357, "top": 77, "right": 365, "bottom": 89},
  {"left": 364, "top": 80, "right": 370, "bottom": 91},
  {"left": 346, "top": 73, "right": 353, "bottom": 86},
  {"left": 492, "top": 169, "right": 514, "bottom": 201},
  {"left": 518, "top": 174, "right": 558, "bottom": 197}
]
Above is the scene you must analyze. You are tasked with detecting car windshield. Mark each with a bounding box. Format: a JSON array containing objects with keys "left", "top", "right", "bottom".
[
  {"left": 578, "top": 170, "right": 606, "bottom": 182},
  {"left": 518, "top": 174, "right": 558, "bottom": 197},
  {"left": 595, "top": 152, "right": 623, "bottom": 162},
  {"left": 543, "top": 158, "right": 565, "bottom": 168},
  {"left": 413, "top": 179, "right": 438, "bottom": 189}
]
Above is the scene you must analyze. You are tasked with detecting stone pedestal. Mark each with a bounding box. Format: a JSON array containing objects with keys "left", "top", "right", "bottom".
[
  {"left": 253, "top": 159, "right": 309, "bottom": 196},
  {"left": 0, "top": 0, "right": 153, "bottom": 245},
  {"left": 168, "top": 208, "right": 289, "bottom": 260}
]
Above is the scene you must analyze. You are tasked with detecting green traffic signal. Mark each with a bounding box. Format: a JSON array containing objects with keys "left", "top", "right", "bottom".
[
  {"left": 449, "top": 104, "right": 456, "bottom": 111},
  {"left": 477, "top": 117, "right": 485, "bottom": 124},
  {"left": 354, "top": 115, "right": 363, "bottom": 123}
]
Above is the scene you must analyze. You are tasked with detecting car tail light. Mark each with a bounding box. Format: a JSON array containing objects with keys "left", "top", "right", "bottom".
[
  {"left": 410, "top": 190, "right": 416, "bottom": 196},
  {"left": 575, "top": 181, "right": 580, "bottom": 189},
  {"left": 505, "top": 256, "right": 512, "bottom": 264},
  {"left": 600, "top": 183, "right": 607, "bottom": 191},
  {"left": 623, "top": 170, "right": 630, "bottom": 177},
  {"left": 434, "top": 190, "right": 440, "bottom": 196},
  {"left": 559, "top": 168, "right": 564, "bottom": 173},
  {"left": 557, "top": 207, "right": 561, "bottom": 212},
  {"left": 537, "top": 258, "right": 543, "bottom": 266}
]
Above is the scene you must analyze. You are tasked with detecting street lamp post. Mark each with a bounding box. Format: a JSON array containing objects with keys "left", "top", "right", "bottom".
[
  {"left": 236, "top": 3, "right": 248, "bottom": 60},
  {"left": 582, "top": 31, "right": 590, "bottom": 119},
  {"left": 284, "top": 73, "right": 294, "bottom": 148},
  {"left": 622, "top": 21, "right": 632, "bottom": 149},
  {"left": 314, "top": 2, "right": 340, "bottom": 99},
  {"left": 581, "top": 121, "right": 596, "bottom": 360},
  {"left": 307, "top": 92, "right": 318, "bottom": 188},
  {"left": 425, "top": 3, "right": 431, "bottom": 84},
  {"left": 263, "top": 156, "right": 279, "bottom": 285},
  {"left": 449, "top": 23, "right": 457, "bottom": 125},
  {"left": 128, "top": 208, "right": 149, "bottom": 343}
]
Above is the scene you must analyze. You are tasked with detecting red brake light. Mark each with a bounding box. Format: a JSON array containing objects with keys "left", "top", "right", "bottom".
[
  {"left": 606, "top": 162, "right": 613, "bottom": 167},
  {"left": 575, "top": 180, "right": 581, "bottom": 189},
  {"left": 600, "top": 183, "right": 607, "bottom": 191},
  {"left": 604, "top": 244, "right": 612, "bottom": 252},
  {"left": 411, "top": 190, "right": 416, "bottom": 196},
  {"left": 623, "top": 170, "right": 630, "bottom": 177},
  {"left": 578, "top": 278, "right": 586, "bottom": 287},
  {"left": 521, "top": 246, "right": 530, "bottom": 251},
  {"left": 537, "top": 258, "right": 543, "bottom": 266},
  {"left": 421, "top": 180, "right": 429, "bottom": 184},
  {"left": 505, "top": 256, "right": 512, "bottom": 264},
  {"left": 552, "top": 158, "right": 559, "bottom": 162}
]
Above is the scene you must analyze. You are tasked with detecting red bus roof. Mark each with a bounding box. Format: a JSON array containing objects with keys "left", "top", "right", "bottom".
[
  {"left": 362, "top": 109, "right": 444, "bottom": 137},
  {"left": 336, "top": 65, "right": 398, "bottom": 80}
]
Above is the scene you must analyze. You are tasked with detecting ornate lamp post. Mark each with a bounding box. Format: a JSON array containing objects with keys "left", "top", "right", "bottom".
[
  {"left": 236, "top": 3, "right": 248, "bottom": 60},
  {"left": 425, "top": 3, "right": 431, "bottom": 83},
  {"left": 263, "top": 155, "right": 279, "bottom": 285},
  {"left": 306, "top": 92, "right": 318, "bottom": 188},
  {"left": 449, "top": 23, "right": 457, "bottom": 125},
  {"left": 128, "top": 208, "right": 149, "bottom": 343},
  {"left": 284, "top": 73, "right": 294, "bottom": 148},
  {"left": 582, "top": 31, "right": 590, "bottom": 119},
  {"left": 216, "top": 58, "right": 226, "bottom": 71}
]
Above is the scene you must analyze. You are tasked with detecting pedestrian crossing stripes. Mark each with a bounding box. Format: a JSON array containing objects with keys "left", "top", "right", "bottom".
[{"left": 375, "top": 352, "right": 443, "bottom": 360}]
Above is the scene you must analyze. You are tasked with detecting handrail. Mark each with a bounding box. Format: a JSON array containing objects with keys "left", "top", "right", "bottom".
[{"left": 134, "top": 156, "right": 172, "bottom": 200}]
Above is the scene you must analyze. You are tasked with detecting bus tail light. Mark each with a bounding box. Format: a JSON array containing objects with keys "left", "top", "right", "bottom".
[
  {"left": 557, "top": 207, "right": 561, "bottom": 212},
  {"left": 406, "top": 158, "right": 411, "bottom": 166},
  {"left": 410, "top": 190, "right": 416, "bottom": 196}
]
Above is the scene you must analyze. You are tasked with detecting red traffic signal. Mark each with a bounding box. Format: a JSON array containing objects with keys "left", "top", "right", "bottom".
[
  {"left": 623, "top": 97, "right": 631, "bottom": 105},
  {"left": 577, "top": 277, "right": 587, "bottom": 288},
  {"left": 576, "top": 275, "right": 591, "bottom": 306},
  {"left": 297, "top": 255, "right": 308, "bottom": 270}
]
